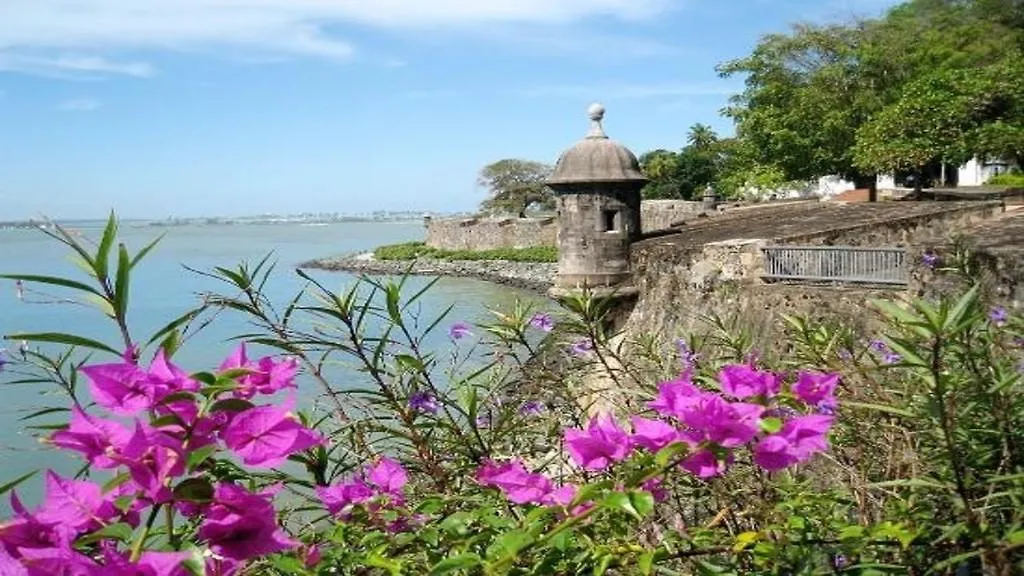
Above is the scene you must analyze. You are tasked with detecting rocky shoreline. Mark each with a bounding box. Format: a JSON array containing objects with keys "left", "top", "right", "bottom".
[{"left": 299, "top": 253, "right": 557, "bottom": 293}]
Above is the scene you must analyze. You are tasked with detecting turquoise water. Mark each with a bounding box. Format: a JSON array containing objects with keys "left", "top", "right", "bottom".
[{"left": 0, "top": 221, "right": 542, "bottom": 505}]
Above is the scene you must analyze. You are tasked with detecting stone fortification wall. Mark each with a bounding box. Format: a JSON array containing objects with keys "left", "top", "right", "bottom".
[
  {"left": 620, "top": 201, "right": 1007, "bottom": 352},
  {"left": 639, "top": 200, "right": 705, "bottom": 232},
  {"left": 424, "top": 201, "right": 723, "bottom": 251},
  {"left": 423, "top": 216, "right": 557, "bottom": 251}
]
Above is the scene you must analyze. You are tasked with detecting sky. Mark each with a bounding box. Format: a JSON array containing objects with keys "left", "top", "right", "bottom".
[{"left": 0, "top": 0, "right": 899, "bottom": 220}]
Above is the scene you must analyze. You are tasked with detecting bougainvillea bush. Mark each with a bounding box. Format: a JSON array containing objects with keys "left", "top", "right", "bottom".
[{"left": 1, "top": 216, "right": 1022, "bottom": 575}]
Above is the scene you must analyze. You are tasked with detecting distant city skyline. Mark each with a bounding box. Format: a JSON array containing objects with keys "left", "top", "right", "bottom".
[{"left": 0, "top": 0, "right": 899, "bottom": 220}]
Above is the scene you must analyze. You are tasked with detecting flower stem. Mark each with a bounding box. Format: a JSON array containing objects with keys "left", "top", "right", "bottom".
[{"left": 130, "top": 503, "right": 163, "bottom": 562}]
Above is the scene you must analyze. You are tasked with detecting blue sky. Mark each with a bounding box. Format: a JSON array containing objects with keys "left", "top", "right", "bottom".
[{"left": 0, "top": 0, "right": 897, "bottom": 220}]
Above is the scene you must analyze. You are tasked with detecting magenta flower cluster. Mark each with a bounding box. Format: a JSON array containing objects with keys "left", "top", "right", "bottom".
[
  {"left": 479, "top": 364, "right": 838, "bottom": 509},
  {"left": 0, "top": 344, "right": 323, "bottom": 575},
  {"left": 316, "top": 457, "right": 420, "bottom": 532}
]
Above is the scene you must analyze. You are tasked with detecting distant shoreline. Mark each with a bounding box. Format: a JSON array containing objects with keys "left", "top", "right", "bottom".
[{"left": 299, "top": 253, "right": 556, "bottom": 293}]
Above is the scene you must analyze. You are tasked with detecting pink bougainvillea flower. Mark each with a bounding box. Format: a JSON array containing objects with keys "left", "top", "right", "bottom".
[
  {"left": 114, "top": 423, "right": 186, "bottom": 504},
  {"left": 0, "top": 546, "right": 27, "bottom": 576},
  {"left": 219, "top": 344, "right": 299, "bottom": 399},
  {"left": 679, "top": 395, "right": 764, "bottom": 448},
  {"left": 49, "top": 407, "right": 132, "bottom": 468},
  {"left": 541, "top": 484, "right": 578, "bottom": 507},
  {"left": 782, "top": 415, "right": 833, "bottom": 461},
  {"left": 81, "top": 362, "right": 157, "bottom": 415},
  {"left": 316, "top": 479, "right": 375, "bottom": 518},
  {"left": 16, "top": 542, "right": 99, "bottom": 575},
  {"left": 147, "top": 348, "right": 200, "bottom": 398},
  {"left": 792, "top": 371, "right": 840, "bottom": 408},
  {"left": 564, "top": 415, "right": 633, "bottom": 471},
  {"left": 220, "top": 400, "right": 323, "bottom": 468},
  {"left": 34, "top": 471, "right": 115, "bottom": 531},
  {"left": 718, "top": 364, "right": 781, "bottom": 399},
  {"left": 153, "top": 398, "right": 226, "bottom": 450},
  {"left": 752, "top": 434, "right": 799, "bottom": 471},
  {"left": 642, "top": 478, "right": 669, "bottom": 503},
  {"left": 198, "top": 483, "right": 298, "bottom": 561},
  {"left": 0, "top": 492, "right": 74, "bottom": 558},
  {"left": 680, "top": 449, "right": 729, "bottom": 479},
  {"left": 477, "top": 459, "right": 554, "bottom": 505},
  {"left": 630, "top": 417, "right": 679, "bottom": 452},
  {"left": 752, "top": 414, "right": 834, "bottom": 471},
  {"left": 648, "top": 374, "right": 702, "bottom": 420},
  {"left": 105, "top": 550, "right": 192, "bottom": 576},
  {"left": 366, "top": 457, "right": 407, "bottom": 497},
  {"left": 301, "top": 545, "right": 322, "bottom": 569}
]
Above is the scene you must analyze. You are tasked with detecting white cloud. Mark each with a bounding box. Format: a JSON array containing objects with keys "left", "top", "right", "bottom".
[
  {"left": 516, "top": 82, "right": 740, "bottom": 100},
  {"left": 0, "top": 53, "right": 154, "bottom": 79},
  {"left": 58, "top": 98, "right": 101, "bottom": 112},
  {"left": 0, "top": 1, "right": 672, "bottom": 64}
]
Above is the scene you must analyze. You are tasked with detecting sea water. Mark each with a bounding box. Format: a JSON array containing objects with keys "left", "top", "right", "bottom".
[{"left": 0, "top": 220, "right": 544, "bottom": 506}]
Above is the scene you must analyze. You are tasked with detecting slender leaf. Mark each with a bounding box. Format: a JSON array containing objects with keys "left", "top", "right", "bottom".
[
  {"left": 4, "top": 332, "right": 119, "bottom": 356},
  {"left": 0, "top": 274, "right": 103, "bottom": 298},
  {"left": 0, "top": 470, "right": 38, "bottom": 497}
]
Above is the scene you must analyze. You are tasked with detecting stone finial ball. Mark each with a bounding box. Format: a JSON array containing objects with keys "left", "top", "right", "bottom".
[{"left": 588, "top": 102, "right": 605, "bottom": 121}]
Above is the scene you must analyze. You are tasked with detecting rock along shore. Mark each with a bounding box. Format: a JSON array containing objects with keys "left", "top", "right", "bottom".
[{"left": 299, "top": 253, "right": 557, "bottom": 293}]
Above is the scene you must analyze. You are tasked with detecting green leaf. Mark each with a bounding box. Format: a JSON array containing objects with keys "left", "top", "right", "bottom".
[
  {"left": 638, "top": 551, "right": 655, "bottom": 575},
  {"left": 210, "top": 399, "right": 255, "bottom": 413},
  {"left": 19, "top": 407, "right": 70, "bottom": 421},
  {"left": 429, "top": 553, "right": 482, "bottom": 575},
  {"left": 149, "top": 414, "right": 185, "bottom": 429},
  {"left": 0, "top": 470, "right": 37, "bottom": 497},
  {"left": 844, "top": 401, "right": 914, "bottom": 418},
  {"left": 870, "top": 478, "right": 953, "bottom": 491},
  {"left": 5, "top": 332, "right": 119, "bottom": 356},
  {"left": 365, "top": 551, "right": 402, "bottom": 576},
  {"left": 181, "top": 546, "right": 208, "bottom": 576},
  {"left": 113, "top": 243, "right": 131, "bottom": 319},
  {"left": 102, "top": 473, "right": 132, "bottom": 494},
  {"left": 131, "top": 233, "right": 165, "bottom": 270},
  {"left": 1004, "top": 529, "right": 1024, "bottom": 547},
  {"left": 217, "top": 368, "right": 254, "bottom": 380},
  {"left": 94, "top": 211, "right": 118, "bottom": 280},
  {"left": 571, "top": 480, "right": 614, "bottom": 507},
  {"left": 186, "top": 445, "right": 219, "bottom": 472},
  {"left": 114, "top": 495, "right": 135, "bottom": 513},
  {"left": 839, "top": 525, "right": 866, "bottom": 541},
  {"left": 733, "top": 531, "right": 760, "bottom": 552},
  {"left": 0, "top": 274, "right": 104, "bottom": 298},
  {"left": 487, "top": 529, "right": 534, "bottom": 561},
  {"left": 629, "top": 490, "right": 656, "bottom": 518},
  {"left": 759, "top": 417, "right": 783, "bottom": 434},
  {"left": 158, "top": 391, "right": 197, "bottom": 405},
  {"left": 84, "top": 522, "right": 134, "bottom": 543},
  {"left": 269, "top": 556, "right": 307, "bottom": 573},
  {"left": 603, "top": 491, "right": 641, "bottom": 520},
  {"left": 173, "top": 478, "right": 215, "bottom": 503},
  {"left": 943, "top": 284, "right": 980, "bottom": 333},
  {"left": 655, "top": 441, "right": 690, "bottom": 468}
]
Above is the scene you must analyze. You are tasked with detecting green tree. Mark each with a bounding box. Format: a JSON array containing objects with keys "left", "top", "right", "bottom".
[
  {"left": 640, "top": 124, "right": 723, "bottom": 200},
  {"left": 719, "top": 0, "right": 1023, "bottom": 188},
  {"left": 687, "top": 123, "right": 717, "bottom": 149},
  {"left": 639, "top": 149, "right": 682, "bottom": 199},
  {"left": 477, "top": 159, "right": 554, "bottom": 218}
]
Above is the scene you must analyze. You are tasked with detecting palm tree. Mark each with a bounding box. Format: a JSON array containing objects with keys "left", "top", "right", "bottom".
[{"left": 687, "top": 123, "right": 718, "bottom": 149}]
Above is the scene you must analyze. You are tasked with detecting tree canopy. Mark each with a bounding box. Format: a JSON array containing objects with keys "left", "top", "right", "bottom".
[
  {"left": 714, "top": 0, "right": 1024, "bottom": 188},
  {"left": 477, "top": 159, "right": 554, "bottom": 218}
]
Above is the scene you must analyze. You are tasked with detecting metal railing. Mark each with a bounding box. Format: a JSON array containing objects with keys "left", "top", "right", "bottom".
[{"left": 761, "top": 245, "right": 908, "bottom": 285}]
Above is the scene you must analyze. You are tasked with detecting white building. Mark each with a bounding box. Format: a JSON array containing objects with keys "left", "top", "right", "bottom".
[
  {"left": 743, "top": 156, "right": 1017, "bottom": 201},
  {"left": 957, "top": 157, "right": 1015, "bottom": 187}
]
